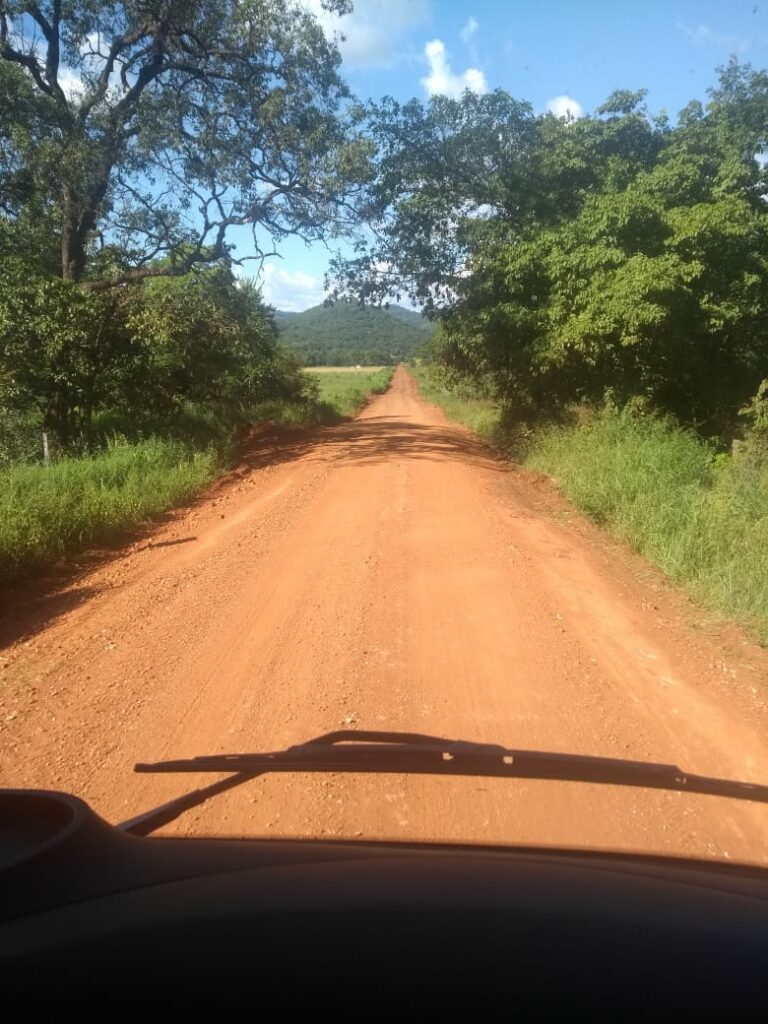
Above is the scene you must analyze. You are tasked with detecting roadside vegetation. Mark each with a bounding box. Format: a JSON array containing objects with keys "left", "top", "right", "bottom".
[
  {"left": 330, "top": 63, "right": 768, "bottom": 643},
  {"left": 0, "top": 3, "right": 375, "bottom": 581},
  {"left": 0, "top": 367, "right": 392, "bottom": 582},
  {"left": 413, "top": 363, "right": 768, "bottom": 641},
  {"left": 1, "top": 439, "right": 218, "bottom": 579},
  {"left": 310, "top": 367, "right": 393, "bottom": 419}
]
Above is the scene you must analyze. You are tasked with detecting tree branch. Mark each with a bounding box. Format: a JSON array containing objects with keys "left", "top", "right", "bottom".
[
  {"left": 0, "top": 11, "right": 54, "bottom": 96},
  {"left": 79, "top": 21, "right": 151, "bottom": 120}
]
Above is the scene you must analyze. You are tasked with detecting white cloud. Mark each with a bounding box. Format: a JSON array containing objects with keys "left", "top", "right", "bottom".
[
  {"left": 58, "top": 68, "right": 86, "bottom": 101},
  {"left": 460, "top": 17, "right": 479, "bottom": 44},
  {"left": 421, "top": 39, "right": 487, "bottom": 99},
  {"left": 678, "top": 22, "right": 749, "bottom": 52},
  {"left": 304, "top": 0, "right": 430, "bottom": 69},
  {"left": 79, "top": 31, "right": 102, "bottom": 59},
  {"left": 546, "top": 94, "right": 583, "bottom": 119},
  {"left": 259, "top": 263, "right": 326, "bottom": 312}
]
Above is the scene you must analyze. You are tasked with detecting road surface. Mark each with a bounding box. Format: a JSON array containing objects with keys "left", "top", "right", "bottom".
[{"left": 2, "top": 367, "right": 768, "bottom": 861}]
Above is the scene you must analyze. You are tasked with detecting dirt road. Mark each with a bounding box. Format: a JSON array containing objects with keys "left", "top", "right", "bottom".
[{"left": 2, "top": 366, "right": 768, "bottom": 861}]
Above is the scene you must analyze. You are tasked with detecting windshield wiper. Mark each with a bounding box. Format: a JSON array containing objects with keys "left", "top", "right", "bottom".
[{"left": 120, "top": 730, "right": 768, "bottom": 837}]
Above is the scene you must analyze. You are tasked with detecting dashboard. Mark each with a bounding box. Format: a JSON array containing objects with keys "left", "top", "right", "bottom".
[{"left": 1, "top": 788, "right": 767, "bottom": 1005}]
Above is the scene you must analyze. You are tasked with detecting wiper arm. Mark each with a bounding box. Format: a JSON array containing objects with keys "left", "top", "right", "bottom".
[{"left": 120, "top": 730, "right": 768, "bottom": 837}]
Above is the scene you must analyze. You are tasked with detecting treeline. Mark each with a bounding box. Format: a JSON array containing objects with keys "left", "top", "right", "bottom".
[
  {"left": 0, "top": 254, "right": 312, "bottom": 464},
  {"left": 276, "top": 301, "right": 433, "bottom": 366},
  {"left": 336, "top": 60, "right": 768, "bottom": 434},
  {"left": 0, "top": 2, "right": 369, "bottom": 577},
  {"left": 0, "top": 1, "right": 367, "bottom": 466}
]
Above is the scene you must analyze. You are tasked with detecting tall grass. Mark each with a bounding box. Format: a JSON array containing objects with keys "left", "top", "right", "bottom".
[
  {"left": 412, "top": 364, "right": 768, "bottom": 641},
  {"left": 0, "top": 367, "right": 394, "bottom": 582},
  {"left": 0, "top": 438, "right": 219, "bottom": 579},
  {"left": 311, "top": 367, "right": 394, "bottom": 420},
  {"left": 529, "top": 410, "right": 768, "bottom": 638}
]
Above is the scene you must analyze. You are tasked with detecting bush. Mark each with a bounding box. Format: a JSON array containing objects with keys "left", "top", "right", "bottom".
[{"left": 0, "top": 408, "right": 44, "bottom": 467}]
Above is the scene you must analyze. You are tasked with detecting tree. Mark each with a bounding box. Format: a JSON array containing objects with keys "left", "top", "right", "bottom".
[
  {"left": 0, "top": 259, "right": 306, "bottom": 444},
  {"left": 0, "top": 1, "right": 370, "bottom": 288},
  {"left": 0, "top": 272, "right": 133, "bottom": 443},
  {"left": 334, "top": 66, "right": 768, "bottom": 428},
  {"left": 330, "top": 89, "right": 537, "bottom": 310}
]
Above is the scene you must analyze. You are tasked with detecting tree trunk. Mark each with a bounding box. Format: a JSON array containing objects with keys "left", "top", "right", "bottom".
[
  {"left": 61, "top": 220, "right": 87, "bottom": 282},
  {"left": 60, "top": 186, "right": 88, "bottom": 282},
  {"left": 44, "top": 385, "right": 72, "bottom": 445}
]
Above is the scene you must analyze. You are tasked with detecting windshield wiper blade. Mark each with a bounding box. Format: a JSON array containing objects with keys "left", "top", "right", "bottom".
[{"left": 120, "top": 731, "right": 768, "bottom": 837}]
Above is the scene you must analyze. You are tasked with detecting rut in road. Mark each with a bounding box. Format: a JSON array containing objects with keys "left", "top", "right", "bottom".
[{"left": 1, "top": 366, "right": 768, "bottom": 861}]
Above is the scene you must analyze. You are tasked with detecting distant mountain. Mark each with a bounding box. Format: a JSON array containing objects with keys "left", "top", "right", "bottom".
[{"left": 274, "top": 300, "right": 435, "bottom": 366}]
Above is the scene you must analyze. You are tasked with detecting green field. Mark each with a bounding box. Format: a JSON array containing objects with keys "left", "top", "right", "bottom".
[
  {"left": 310, "top": 367, "right": 393, "bottom": 419},
  {"left": 306, "top": 365, "right": 385, "bottom": 372}
]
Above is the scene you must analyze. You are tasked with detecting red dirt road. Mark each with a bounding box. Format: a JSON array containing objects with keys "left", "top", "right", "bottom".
[{"left": 2, "top": 366, "right": 768, "bottom": 861}]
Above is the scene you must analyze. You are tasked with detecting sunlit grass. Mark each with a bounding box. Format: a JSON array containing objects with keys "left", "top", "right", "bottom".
[
  {"left": 529, "top": 411, "right": 768, "bottom": 640},
  {"left": 311, "top": 367, "right": 394, "bottom": 420},
  {"left": 0, "top": 438, "right": 219, "bottom": 579},
  {"left": 412, "top": 364, "right": 768, "bottom": 642},
  {"left": 0, "top": 369, "right": 394, "bottom": 581}
]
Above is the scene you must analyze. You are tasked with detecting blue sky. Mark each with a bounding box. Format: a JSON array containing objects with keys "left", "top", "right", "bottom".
[{"left": 254, "top": 0, "right": 768, "bottom": 310}]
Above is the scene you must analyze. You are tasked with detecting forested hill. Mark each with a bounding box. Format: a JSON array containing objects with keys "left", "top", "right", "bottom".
[{"left": 275, "top": 301, "right": 435, "bottom": 365}]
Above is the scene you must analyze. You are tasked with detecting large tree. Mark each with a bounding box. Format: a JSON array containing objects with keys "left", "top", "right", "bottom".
[
  {"left": 335, "top": 64, "right": 768, "bottom": 427},
  {"left": 0, "top": 0, "right": 370, "bottom": 287}
]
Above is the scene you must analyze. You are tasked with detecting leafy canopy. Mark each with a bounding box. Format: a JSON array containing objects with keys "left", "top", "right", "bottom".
[
  {"left": 0, "top": 0, "right": 371, "bottom": 285},
  {"left": 334, "top": 61, "right": 768, "bottom": 428}
]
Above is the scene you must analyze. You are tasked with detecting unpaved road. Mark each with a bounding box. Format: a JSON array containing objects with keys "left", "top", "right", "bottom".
[{"left": 2, "top": 367, "right": 768, "bottom": 861}]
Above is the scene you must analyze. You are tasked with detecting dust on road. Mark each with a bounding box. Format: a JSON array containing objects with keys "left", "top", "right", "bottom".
[{"left": 2, "top": 367, "right": 768, "bottom": 861}]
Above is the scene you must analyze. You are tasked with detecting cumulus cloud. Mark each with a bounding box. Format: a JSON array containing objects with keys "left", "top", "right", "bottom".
[
  {"left": 460, "top": 17, "right": 479, "bottom": 44},
  {"left": 546, "top": 94, "right": 583, "bottom": 119},
  {"left": 304, "top": 0, "right": 430, "bottom": 69},
  {"left": 421, "top": 39, "right": 487, "bottom": 99},
  {"left": 678, "top": 22, "right": 749, "bottom": 52},
  {"left": 259, "top": 264, "right": 326, "bottom": 312}
]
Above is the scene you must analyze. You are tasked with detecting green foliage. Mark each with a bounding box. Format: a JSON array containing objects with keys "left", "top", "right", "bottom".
[
  {"left": 737, "top": 378, "right": 768, "bottom": 465},
  {"left": 0, "top": 260, "right": 306, "bottom": 446},
  {"left": 0, "top": 273, "right": 134, "bottom": 442},
  {"left": 336, "top": 62, "right": 768, "bottom": 429},
  {"left": 310, "top": 367, "right": 394, "bottom": 418},
  {"left": 0, "top": 1, "right": 368, "bottom": 287},
  {"left": 0, "top": 408, "right": 43, "bottom": 466},
  {"left": 529, "top": 409, "right": 768, "bottom": 641},
  {"left": 276, "top": 301, "right": 433, "bottom": 365},
  {"left": 0, "top": 438, "right": 220, "bottom": 579}
]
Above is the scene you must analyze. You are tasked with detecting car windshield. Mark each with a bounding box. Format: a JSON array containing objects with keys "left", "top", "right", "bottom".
[{"left": 1, "top": 2, "right": 768, "bottom": 866}]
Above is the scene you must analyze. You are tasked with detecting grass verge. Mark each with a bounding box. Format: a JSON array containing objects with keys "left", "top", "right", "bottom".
[
  {"left": 410, "top": 365, "right": 509, "bottom": 447},
  {"left": 0, "top": 368, "right": 394, "bottom": 582},
  {"left": 411, "top": 364, "right": 768, "bottom": 642},
  {"left": 0, "top": 438, "right": 219, "bottom": 579},
  {"left": 310, "top": 367, "right": 394, "bottom": 420}
]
